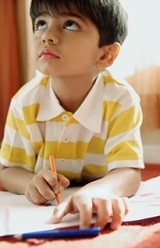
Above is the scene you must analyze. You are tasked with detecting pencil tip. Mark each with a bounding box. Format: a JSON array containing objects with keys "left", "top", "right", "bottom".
[{"left": 56, "top": 193, "right": 61, "bottom": 204}]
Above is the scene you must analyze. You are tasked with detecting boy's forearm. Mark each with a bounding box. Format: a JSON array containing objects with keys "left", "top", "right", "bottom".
[
  {"left": 100, "top": 168, "right": 141, "bottom": 198},
  {"left": 83, "top": 167, "right": 141, "bottom": 199},
  {"left": 0, "top": 165, "right": 35, "bottom": 194}
]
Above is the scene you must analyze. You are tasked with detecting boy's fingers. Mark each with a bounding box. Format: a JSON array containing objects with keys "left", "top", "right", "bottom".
[
  {"left": 93, "top": 198, "right": 112, "bottom": 229},
  {"left": 51, "top": 195, "right": 93, "bottom": 229},
  {"left": 110, "top": 198, "right": 126, "bottom": 230},
  {"left": 25, "top": 186, "right": 47, "bottom": 205},
  {"left": 57, "top": 174, "right": 70, "bottom": 189},
  {"left": 50, "top": 197, "right": 72, "bottom": 223},
  {"left": 74, "top": 197, "right": 92, "bottom": 229}
]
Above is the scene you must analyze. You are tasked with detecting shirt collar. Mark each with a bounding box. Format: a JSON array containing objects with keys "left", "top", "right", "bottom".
[
  {"left": 37, "top": 73, "right": 104, "bottom": 133},
  {"left": 36, "top": 78, "right": 64, "bottom": 121},
  {"left": 73, "top": 73, "right": 104, "bottom": 133}
]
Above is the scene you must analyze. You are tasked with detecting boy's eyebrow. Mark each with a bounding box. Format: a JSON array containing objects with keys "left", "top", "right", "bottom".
[
  {"left": 34, "top": 10, "right": 88, "bottom": 25},
  {"left": 60, "top": 11, "right": 87, "bottom": 23},
  {"left": 35, "top": 11, "right": 48, "bottom": 19}
]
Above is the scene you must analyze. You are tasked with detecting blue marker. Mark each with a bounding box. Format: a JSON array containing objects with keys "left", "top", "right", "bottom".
[{"left": 12, "top": 227, "right": 101, "bottom": 240}]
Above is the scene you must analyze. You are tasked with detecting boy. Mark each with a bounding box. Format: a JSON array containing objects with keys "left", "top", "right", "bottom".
[{"left": 0, "top": 0, "right": 144, "bottom": 230}]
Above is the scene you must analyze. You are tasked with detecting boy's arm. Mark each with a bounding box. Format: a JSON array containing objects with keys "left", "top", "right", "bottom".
[
  {"left": 0, "top": 164, "right": 35, "bottom": 194},
  {"left": 51, "top": 167, "right": 141, "bottom": 230},
  {"left": 98, "top": 167, "right": 141, "bottom": 197},
  {"left": 0, "top": 164, "right": 70, "bottom": 204}
]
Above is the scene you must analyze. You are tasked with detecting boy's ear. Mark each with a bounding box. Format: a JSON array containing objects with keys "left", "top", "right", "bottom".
[{"left": 96, "top": 42, "right": 121, "bottom": 70}]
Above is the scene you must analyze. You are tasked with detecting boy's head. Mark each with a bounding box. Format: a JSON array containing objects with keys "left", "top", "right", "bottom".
[{"left": 30, "top": 0, "right": 128, "bottom": 47}]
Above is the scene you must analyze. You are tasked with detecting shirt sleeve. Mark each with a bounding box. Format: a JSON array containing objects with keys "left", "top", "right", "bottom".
[
  {"left": 104, "top": 95, "right": 144, "bottom": 171},
  {"left": 0, "top": 98, "right": 36, "bottom": 171}
]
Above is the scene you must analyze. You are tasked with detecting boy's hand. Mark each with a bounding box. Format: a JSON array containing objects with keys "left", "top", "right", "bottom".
[
  {"left": 25, "top": 168, "right": 70, "bottom": 204},
  {"left": 50, "top": 185, "right": 128, "bottom": 230}
]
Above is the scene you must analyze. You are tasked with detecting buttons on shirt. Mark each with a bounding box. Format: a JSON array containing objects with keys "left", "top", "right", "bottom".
[
  {"left": 63, "top": 137, "right": 70, "bottom": 143},
  {"left": 62, "top": 114, "right": 69, "bottom": 121},
  {"left": 60, "top": 159, "right": 66, "bottom": 164}
]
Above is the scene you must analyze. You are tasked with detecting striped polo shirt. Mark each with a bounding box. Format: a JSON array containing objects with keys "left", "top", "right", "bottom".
[{"left": 0, "top": 70, "right": 144, "bottom": 181}]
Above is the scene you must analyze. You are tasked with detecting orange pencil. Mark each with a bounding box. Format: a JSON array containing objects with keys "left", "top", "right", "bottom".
[{"left": 49, "top": 155, "right": 61, "bottom": 204}]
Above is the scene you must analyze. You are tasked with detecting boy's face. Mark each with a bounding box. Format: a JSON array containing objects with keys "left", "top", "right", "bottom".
[{"left": 31, "top": 5, "right": 104, "bottom": 78}]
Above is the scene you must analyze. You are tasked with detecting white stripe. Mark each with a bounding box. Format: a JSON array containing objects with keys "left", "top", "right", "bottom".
[
  {"left": 10, "top": 99, "right": 23, "bottom": 120},
  {"left": 56, "top": 159, "right": 84, "bottom": 173},
  {"left": 34, "top": 155, "right": 107, "bottom": 174},
  {"left": 44, "top": 121, "right": 108, "bottom": 142},
  {"left": 27, "top": 123, "right": 43, "bottom": 143},
  {"left": 110, "top": 102, "right": 139, "bottom": 122},
  {"left": 103, "top": 83, "right": 139, "bottom": 121},
  {"left": 34, "top": 157, "right": 84, "bottom": 174},
  {"left": 107, "top": 160, "right": 144, "bottom": 171},
  {"left": 104, "top": 127, "right": 142, "bottom": 153},
  {"left": 0, "top": 157, "right": 33, "bottom": 171},
  {"left": 84, "top": 153, "right": 106, "bottom": 165},
  {"left": 17, "top": 74, "right": 46, "bottom": 104},
  {"left": 4, "top": 126, "right": 35, "bottom": 155},
  {"left": 20, "top": 85, "right": 45, "bottom": 107},
  {"left": 103, "top": 82, "right": 138, "bottom": 104}
]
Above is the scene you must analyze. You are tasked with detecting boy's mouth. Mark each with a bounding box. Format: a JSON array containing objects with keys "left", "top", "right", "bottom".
[{"left": 39, "top": 49, "right": 60, "bottom": 59}]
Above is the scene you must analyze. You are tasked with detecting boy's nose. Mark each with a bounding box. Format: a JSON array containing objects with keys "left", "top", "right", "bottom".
[
  {"left": 41, "top": 37, "right": 54, "bottom": 44},
  {"left": 41, "top": 29, "right": 59, "bottom": 45}
]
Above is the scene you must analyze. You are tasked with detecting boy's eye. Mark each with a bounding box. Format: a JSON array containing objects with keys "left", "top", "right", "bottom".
[
  {"left": 65, "top": 21, "right": 79, "bottom": 31},
  {"left": 35, "top": 20, "right": 47, "bottom": 31}
]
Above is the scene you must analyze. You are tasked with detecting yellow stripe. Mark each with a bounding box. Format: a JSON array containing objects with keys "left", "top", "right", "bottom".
[
  {"left": 37, "top": 138, "right": 107, "bottom": 160},
  {"left": 56, "top": 170, "right": 81, "bottom": 181},
  {"left": 66, "top": 117, "right": 79, "bottom": 125},
  {"left": 16, "top": 119, "right": 30, "bottom": 139},
  {"left": 31, "top": 141, "right": 44, "bottom": 154},
  {"left": 38, "top": 141, "right": 58, "bottom": 159},
  {"left": 1, "top": 143, "right": 36, "bottom": 170},
  {"left": 37, "top": 138, "right": 105, "bottom": 160},
  {"left": 82, "top": 164, "right": 108, "bottom": 175},
  {"left": 36, "top": 139, "right": 106, "bottom": 160},
  {"left": 108, "top": 106, "right": 141, "bottom": 138},
  {"left": 38, "top": 77, "right": 49, "bottom": 86},
  {"left": 103, "top": 75, "right": 118, "bottom": 85},
  {"left": 56, "top": 142, "right": 89, "bottom": 159},
  {"left": 107, "top": 140, "right": 140, "bottom": 163},
  {"left": 88, "top": 137, "right": 106, "bottom": 154},
  {"left": 58, "top": 165, "right": 108, "bottom": 180},
  {"left": 6, "top": 110, "right": 18, "bottom": 130},
  {"left": 22, "top": 104, "right": 40, "bottom": 125},
  {"left": 102, "top": 101, "right": 121, "bottom": 121},
  {"left": 6, "top": 111, "right": 30, "bottom": 139}
]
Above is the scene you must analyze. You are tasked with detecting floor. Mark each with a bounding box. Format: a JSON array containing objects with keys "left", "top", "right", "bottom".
[{"left": 141, "top": 128, "right": 160, "bottom": 164}]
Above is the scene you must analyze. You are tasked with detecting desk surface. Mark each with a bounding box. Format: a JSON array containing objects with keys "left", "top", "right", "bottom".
[{"left": 0, "top": 164, "right": 160, "bottom": 248}]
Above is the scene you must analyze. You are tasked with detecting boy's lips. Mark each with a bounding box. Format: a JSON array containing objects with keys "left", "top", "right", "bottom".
[{"left": 39, "top": 49, "right": 60, "bottom": 59}]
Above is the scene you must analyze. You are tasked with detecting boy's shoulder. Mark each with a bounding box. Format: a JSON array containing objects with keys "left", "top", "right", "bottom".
[
  {"left": 9, "top": 74, "right": 50, "bottom": 112},
  {"left": 102, "top": 69, "right": 140, "bottom": 101},
  {"left": 102, "top": 69, "right": 132, "bottom": 88},
  {"left": 15, "top": 74, "right": 49, "bottom": 98}
]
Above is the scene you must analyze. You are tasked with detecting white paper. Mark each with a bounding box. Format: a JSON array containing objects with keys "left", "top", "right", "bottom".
[
  {"left": 124, "top": 176, "right": 160, "bottom": 222},
  {"left": 0, "top": 177, "right": 160, "bottom": 236},
  {"left": 0, "top": 187, "right": 82, "bottom": 236}
]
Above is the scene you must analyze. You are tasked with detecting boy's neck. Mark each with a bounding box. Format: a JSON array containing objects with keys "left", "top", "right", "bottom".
[{"left": 50, "top": 74, "right": 98, "bottom": 113}]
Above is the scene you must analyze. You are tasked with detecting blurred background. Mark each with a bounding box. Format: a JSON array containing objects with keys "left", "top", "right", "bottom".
[{"left": 0, "top": 0, "right": 160, "bottom": 162}]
